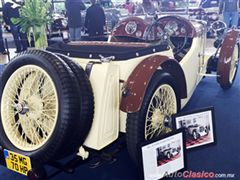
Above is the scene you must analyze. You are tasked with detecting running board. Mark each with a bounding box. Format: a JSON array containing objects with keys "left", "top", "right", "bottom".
[{"left": 199, "top": 73, "right": 220, "bottom": 77}]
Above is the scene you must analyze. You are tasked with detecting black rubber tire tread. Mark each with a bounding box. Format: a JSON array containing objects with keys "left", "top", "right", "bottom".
[
  {"left": 0, "top": 49, "right": 89, "bottom": 163},
  {"left": 55, "top": 53, "right": 94, "bottom": 152},
  {"left": 126, "top": 71, "right": 180, "bottom": 166}
]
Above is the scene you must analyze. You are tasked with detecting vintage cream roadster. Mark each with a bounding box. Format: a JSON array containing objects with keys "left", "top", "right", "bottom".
[{"left": 0, "top": 12, "right": 239, "bottom": 177}]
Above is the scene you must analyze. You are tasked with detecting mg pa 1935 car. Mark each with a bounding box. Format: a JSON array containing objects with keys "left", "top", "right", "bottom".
[{"left": 0, "top": 8, "right": 238, "bottom": 178}]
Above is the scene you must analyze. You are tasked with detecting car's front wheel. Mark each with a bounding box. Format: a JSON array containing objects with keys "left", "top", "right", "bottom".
[{"left": 126, "top": 71, "right": 179, "bottom": 165}]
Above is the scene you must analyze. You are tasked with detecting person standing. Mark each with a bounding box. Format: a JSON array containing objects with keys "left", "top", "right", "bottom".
[
  {"left": 219, "top": 0, "right": 240, "bottom": 28},
  {"left": 0, "top": 24, "right": 8, "bottom": 55},
  {"left": 124, "top": 0, "right": 134, "bottom": 14},
  {"left": 3, "top": 1, "right": 28, "bottom": 53},
  {"left": 142, "top": 0, "right": 156, "bottom": 15},
  {"left": 0, "top": 11, "right": 8, "bottom": 55},
  {"left": 65, "top": 0, "right": 86, "bottom": 41},
  {"left": 135, "top": 0, "right": 156, "bottom": 15},
  {"left": 84, "top": 0, "right": 106, "bottom": 39}
]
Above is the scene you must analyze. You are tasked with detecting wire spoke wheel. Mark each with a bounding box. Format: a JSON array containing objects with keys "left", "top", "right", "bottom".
[
  {"left": 145, "top": 84, "right": 177, "bottom": 140},
  {"left": 1, "top": 65, "right": 58, "bottom": 151},
  {"left": 126, "top": 72, "right": 179, "bottom": 165},
  {"left": 0, "top": 50, "right": 94, "bottom": 163},
  {"left": 229, "top": 45, "right": 238, "bottom": 83}
]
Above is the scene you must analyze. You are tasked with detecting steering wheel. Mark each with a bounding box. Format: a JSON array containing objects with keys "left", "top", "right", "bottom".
[
  {"left": 210, "top": 20, "right": 227, "bottom": 36},
  {"left": 144, "top": 16, "right": 189, "bottom": 56}
]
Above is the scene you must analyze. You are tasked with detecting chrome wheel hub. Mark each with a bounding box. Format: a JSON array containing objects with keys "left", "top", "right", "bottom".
[{"left": 14, "top": 101, "right": 29, "bottom": 115}]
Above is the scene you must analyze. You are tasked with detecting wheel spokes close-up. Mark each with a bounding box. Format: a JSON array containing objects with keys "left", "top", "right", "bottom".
[
  {"left": 145, "top": 84, "right": 177, "bottom": 140},
  {"left": 229, "top": 45, "right": 238, "bottom": 83},
  {"left": 1, "top": 65, "right": 58, "bottom": 151}
]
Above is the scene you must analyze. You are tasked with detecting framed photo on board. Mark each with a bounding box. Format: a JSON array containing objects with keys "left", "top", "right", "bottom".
[
  {"left": 141, "top": 130, "right": 186, "bottom": 180},
  {"left": 172, "top": 107, "right": 216, "bottom": 150}
]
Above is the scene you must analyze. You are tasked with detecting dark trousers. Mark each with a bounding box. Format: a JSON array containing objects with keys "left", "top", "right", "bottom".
[
  {"left": 10, "top": 25, "right": 28, "bottom": 52},
  {"left": 0, "top": 26, "right": 6, "bottom": 52}
]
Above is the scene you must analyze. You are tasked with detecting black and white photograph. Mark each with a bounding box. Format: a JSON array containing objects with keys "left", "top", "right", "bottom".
[
  {"left": 173, "top": 107, "right": 215, "bottom": 149},
  {"left": 156, "top": 140, "right": 181, "bottom": 166},
  {"left": 141, "top": 130, "right": 186, "bottom": 180}
]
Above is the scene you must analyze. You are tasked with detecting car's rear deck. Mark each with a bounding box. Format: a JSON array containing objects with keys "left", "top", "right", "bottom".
[{"left": 47, "top": 41, "right": 169, "bottom": 60}]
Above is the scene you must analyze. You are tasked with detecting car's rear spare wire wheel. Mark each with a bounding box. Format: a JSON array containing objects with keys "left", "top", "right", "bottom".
[
  {"left": 0, "top": 49, "right": 94, "bottom": 163},
  {"left": 126, "top": 71, "right": 179, "bottom": 165},
  {"left": 1, "top": 65, "right": 58, "bottom": 151}
]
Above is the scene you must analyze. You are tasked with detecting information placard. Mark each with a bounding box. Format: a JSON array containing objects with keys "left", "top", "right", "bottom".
[
  {"left": 173, "top": 107, "right": 216, "bottom": 149},
  {"left": 141, "top": 130, "right": 186, "bottom": 180}
]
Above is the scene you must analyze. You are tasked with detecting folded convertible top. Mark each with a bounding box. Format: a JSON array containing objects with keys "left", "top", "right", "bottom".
[{"left": 47, "top": 41, "right": 168, "bottom": 61}]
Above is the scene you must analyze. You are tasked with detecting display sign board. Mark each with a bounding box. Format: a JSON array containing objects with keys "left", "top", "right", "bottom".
[
  {"left": 173, "top": 106, "right": 216, "bottom": 149},
  {"left": 141, "top": 130, "right": 186, "bottom": 180}
]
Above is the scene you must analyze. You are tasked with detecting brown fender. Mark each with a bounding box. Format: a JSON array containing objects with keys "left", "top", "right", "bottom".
[
  {"left": 217, "top": 29, "right": 239, "bottom": 86},
  {"left": 120, "top": 55, "right": 187, "bottom": 113}
]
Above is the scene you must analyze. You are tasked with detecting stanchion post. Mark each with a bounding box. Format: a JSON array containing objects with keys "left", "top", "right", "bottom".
[{"left": 4, "top": 38, "right": 10, "bottom": 62}]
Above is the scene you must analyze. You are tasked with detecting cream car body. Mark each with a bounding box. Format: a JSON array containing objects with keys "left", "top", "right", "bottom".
[{"left": 71, "top": 21, "right": 212, "bottom": 150}]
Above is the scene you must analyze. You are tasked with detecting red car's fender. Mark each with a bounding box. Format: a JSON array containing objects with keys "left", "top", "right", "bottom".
[{"left": 120, "top": 55, "right": 187, "bottom": 113}]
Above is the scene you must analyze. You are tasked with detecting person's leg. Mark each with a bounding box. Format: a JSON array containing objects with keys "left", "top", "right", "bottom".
[
  {"left": 0, "top": 26, "right": 6, "bottom": 52},
  {"left": 98, "top": 28, "right": 104, "bottom": 36},
  {"left": 75, "top": 27, "right": 81, "bottom": 41},
  {"left": 69, "top": 27, "right": 75, "bottom": 41},
  {"left": 10, "top": 25, "right": 21, "bottom": 52},
  {"left": 230, "top": 12, "right": 239, "bottom": 28},
  {"left": 18, "top": 26, "right": 28, "bottom": 51},
  {"left": 223, "top": 12, "right": 231, "bottom": 28}
]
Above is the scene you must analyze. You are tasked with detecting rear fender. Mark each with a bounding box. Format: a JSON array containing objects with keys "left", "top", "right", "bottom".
[{"left": 120, "top": 55, "right": 187, "bottom": 113}]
